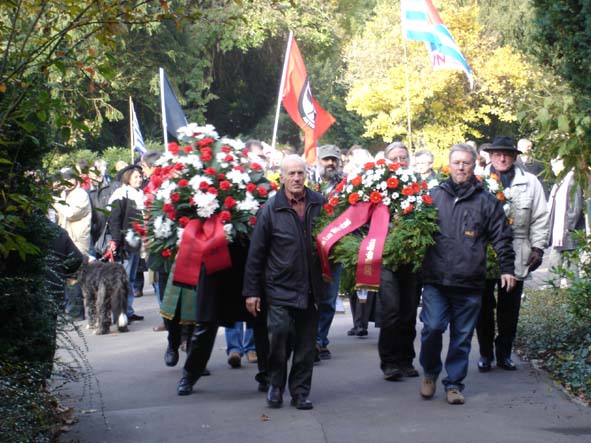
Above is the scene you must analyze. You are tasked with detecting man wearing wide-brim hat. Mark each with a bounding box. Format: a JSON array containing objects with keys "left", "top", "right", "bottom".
[{"left": 475, "top": 136, "right": 548, "bottom": 372}]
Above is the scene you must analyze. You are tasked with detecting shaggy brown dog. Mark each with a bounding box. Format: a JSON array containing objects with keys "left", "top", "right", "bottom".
[{"left": 79, "top": 259, "right": 129, "bottom": 335}]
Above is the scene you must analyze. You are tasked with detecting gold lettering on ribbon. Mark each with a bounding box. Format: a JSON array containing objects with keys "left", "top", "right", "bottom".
[
  {"left": 363, "top": 238, "right": 376, "bottom": 275},
  {"left": 320, "top": 218, "right": 352, "bottom": 246}
]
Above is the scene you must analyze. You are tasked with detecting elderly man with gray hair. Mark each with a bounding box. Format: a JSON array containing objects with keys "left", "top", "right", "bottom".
[
  {"left": 419, "top": 143, "right": 515, "bottom": 405},
  {"left": 243, "top": 154, "right": 325, "bottom": 410}
]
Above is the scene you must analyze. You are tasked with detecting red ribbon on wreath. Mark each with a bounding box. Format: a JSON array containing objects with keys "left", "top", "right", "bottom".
[
  {"left": 173, "top": 214, "right": 232, "bottom": 287},
  {"left": 316, "top": 202, "right": 391, "bottom": 289}
]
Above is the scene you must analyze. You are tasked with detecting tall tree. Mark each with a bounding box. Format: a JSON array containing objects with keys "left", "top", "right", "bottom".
[{"left": 342, "top": 0, "right": 543, "bottom": 160}]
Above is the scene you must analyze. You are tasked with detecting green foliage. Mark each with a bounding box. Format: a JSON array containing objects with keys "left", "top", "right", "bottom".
[
  {"left": 0, "top": 363, "right": 60, "bottom": 443},
  {"left": 550, "top": 232, "right": 591, "bottom": 321},
  {"left": 516, "top": 288, "right": 591, "bottom": 404}
]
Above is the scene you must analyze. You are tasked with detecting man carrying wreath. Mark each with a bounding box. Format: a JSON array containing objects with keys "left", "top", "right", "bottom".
[
  {"left": 419, "top": 143, "right": 516, "bottom": 405},
  {"left": 243, "top": 154, "right": 324, "bottom": 410}
]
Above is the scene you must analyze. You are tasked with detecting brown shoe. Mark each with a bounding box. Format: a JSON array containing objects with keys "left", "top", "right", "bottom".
[
  {"left": 446, "top": 388, "right": 465, "bottom": 405},
  {"left": 227, "top": 351, "right": 241, "bottom": 368},
  {"left": 246, "top": 350, "right": 258, "bottom": 364},
  {"left": 420, "top": 377, "right": 436, "bottom": 399}
]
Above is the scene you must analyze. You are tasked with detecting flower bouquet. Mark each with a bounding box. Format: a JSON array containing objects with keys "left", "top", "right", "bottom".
[
  {"left": 314, "top": 159, "right": 439, "bottom": 292},
  {"left": 140, "top": 124, "right": 276, "bottom": 286}
]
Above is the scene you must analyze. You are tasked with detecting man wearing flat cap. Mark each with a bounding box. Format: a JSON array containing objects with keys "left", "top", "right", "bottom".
[
  {"left": 307, "top": 144, "right": 345, "bottom": 362},
  {"left": 475, "top": 136, "right": 548, "bottom": 372}
]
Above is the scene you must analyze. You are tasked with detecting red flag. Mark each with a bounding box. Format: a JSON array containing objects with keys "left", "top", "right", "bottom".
[{"left": 281, "top": 36, "right": 335, "bottom": 164}]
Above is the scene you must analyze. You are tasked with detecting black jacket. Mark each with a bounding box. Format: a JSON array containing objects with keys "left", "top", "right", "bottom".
[
  {"left": 243, "top": 186, "right": 324, "bottom": 309},
  {"left": 88, "top": 180, "right": 114, "bottom": 241},
  {"left": 422, "top": 178, "right": 515, "bottom": 289}
]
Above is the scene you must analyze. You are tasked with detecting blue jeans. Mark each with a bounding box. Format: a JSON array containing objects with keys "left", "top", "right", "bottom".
[
  {"left": 123, "top": 253, "right": 140, "bottom": 317},
  {"left": 316, "top": 262, "right": 343, "bottom": 348},
  {"left": 419, "top": 284, "right": 482, "bottom": 392},
  {"left": 225, "top": 322, "right": 255, "bottom": 355}
]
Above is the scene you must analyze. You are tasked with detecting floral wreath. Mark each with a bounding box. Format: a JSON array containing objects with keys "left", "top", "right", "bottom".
[
  {"left": 314, "top": 159, "right": 439, "bottom": 292},
  {"left": 137, "top": 124, "right": 277, "bottom": 284}
]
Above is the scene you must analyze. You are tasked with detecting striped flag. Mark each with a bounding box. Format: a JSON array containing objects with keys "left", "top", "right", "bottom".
[
  {"left": 401, "top": 0, "right": 473, "bottom": 88},
  {"left": 130, "top": 99, "right": 146, "bottom": 154}
]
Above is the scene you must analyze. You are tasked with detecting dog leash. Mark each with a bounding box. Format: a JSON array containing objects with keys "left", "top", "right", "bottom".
[{"left": 101, "top": 249, "right": 115, "bottom": 263}]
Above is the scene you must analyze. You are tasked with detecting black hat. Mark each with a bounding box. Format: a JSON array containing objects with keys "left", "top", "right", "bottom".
[{"left": 483, "top": 136, "right": 521, "bottom": 153}]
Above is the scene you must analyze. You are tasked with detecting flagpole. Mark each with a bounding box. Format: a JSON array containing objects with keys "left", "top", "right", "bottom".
[
  {"left": 402, "top": 39, "right": 413, "bottom": 152},
  {"left": 159, "top": 67, "right": 169, "bottom": 151},
  {"left": 271, "top": 30, "right": 293, "bottom": 150},
  {"left": 129, "top": 96, "right": 134, "bottom": 163}
]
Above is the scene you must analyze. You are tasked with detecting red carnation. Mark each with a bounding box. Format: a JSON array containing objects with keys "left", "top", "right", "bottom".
[
  {"left": 170, "top": 192, "right": 181, "bottom": 203},
  {"left": 246, "top": 183, "right": 257, "bottom": 193},
  {"left": 173, "top": 162, "right": 184, "bottom": 171},
  {"left": 401, "top": 187, "right": 414, "bottom": 196},
  {"left": 151, "top": 176, "right": 163, "bottom": 188},
  {"left": 224, "top": 196, "right": 237, "bottom": 209},
  {"left": 323, "top": 204, "right": 334, "bottom": 216},
  {"left": 199, "top": 181, "right": 209, "bottom": 190},
  {"left": 217, "top": 173, "right": 226, "bottom": 180},
  {"left": 329, "top": 196, "right": 339, "bottom": 207},
  {"left": 370, "top": 191, "right": 383, "bottom": 204},
  {"left": 251, "top": 162, "right": 262, "bottom": 171},
  {"left": 421, "top": 194, "right": 433, "bottom": 205},
  {"left": 411, "top": 182, "right": 421, "bottom": 193},
  {"left": 224, "top": 154, "right": 234, "bottom": 162},
  {"left": 270, "top": 182, "right": 278, "bottom": 190},
  {"left": 219, "top": 210, "right": 232, "bottom": 223},
  {"left": 257, "top": 186, "right": 268, "bottom": 197},
  {"left": 162, "top": 203, "right": 174, "bottom": 213},
  {"left": 204, "top": 167, "right": 217, "bottom": 176},
  {"left": 335, "top": 180, "right": 345, "bottom": 193},
  {"left": 403, "top": 204, "right": 414, "bottom": 215},
  {"left": 351, "top": 176, "right": 362, "bottom": 186},
  {"left": 348, "top": 192, "right": 360, "bottom": 205},
  {"left": 161, "top": 248, "right": 172, "bottom": 258},
  {"left": 167, "top": 210, "right": 176, "bottom": 220},
  {"left": 168, "top": 142, "right": 180, "bottom": 155},
  {"left": 364, "top": 162, "right": 375, "bottom": 170},
  {"left": 388, "top": 163, "right": 400, "bottom": 171},
  {"left": 376, "top": 159, "right": 386, "bottom": 166},
  {"left": 233, "top": 165, "right": 245, "bottom": 173},
  {"left": 221, "top": 145, "right": 231, "bottom": 153},
  {"left": 177, "top": 179, "right": 189, "bottom": 188},
  {"left": 183, "top": 145, "right": 193, "bottom": 153},
  {"left": 197, "top": 137, "right": 214, "bottom": 147},
  {"left": 201, "top": 152, "right": 212, "bottom": 162},
  {"left": 179, "top": 216, "right": 190, "bottom": 227},
  {"left": 208, "top": 187, "right": 218, "bottom": 195},
  {"left": 421, "top": 181, "right": 428, "bottom": 190},
  {"left": 219, "top": 180, "right": 231, "bottom": 191},
  {"left": 248, "top": 216, "right": 257, "bottom": 226},
  {"left": 387, "top": 177, "right": 399, "bottom": 189}
]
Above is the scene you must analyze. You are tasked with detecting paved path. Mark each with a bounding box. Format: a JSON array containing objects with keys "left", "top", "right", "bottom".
[{"left": 59, "top": 280, "right": 591, "bottom": 443}]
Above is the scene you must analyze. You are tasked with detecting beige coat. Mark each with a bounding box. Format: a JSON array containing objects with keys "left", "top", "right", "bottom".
[
  {"left": 54, "top": 186, "right": 92, "bottom": 255},
  {"left": 504, "top": 167, "right": 549, "bottom": 279}
]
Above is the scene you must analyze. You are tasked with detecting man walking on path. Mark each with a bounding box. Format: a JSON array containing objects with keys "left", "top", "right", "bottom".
[
  {"left": 476, "top": 136, "right": 548, "bottom": 372},
  {"left": 419, "top": 143, "right": 515, "bottom": 405},
  {"left": 244, "top": 154, "right": 324, "bottom": 410}
]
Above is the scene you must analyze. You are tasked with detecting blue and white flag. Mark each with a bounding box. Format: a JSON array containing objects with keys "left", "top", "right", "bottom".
[
  {"left": 130, "top": 99, "right": 146, "bottom": 154},
  {"left": 401, "top": 0, "right": 473, "bottom": 89}
]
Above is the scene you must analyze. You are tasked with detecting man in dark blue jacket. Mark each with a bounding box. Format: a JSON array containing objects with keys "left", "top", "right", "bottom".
[
  {"left": 419, "top": 143, "right": 515, "bottom": 405},
  {"left": 243, "top": 154, "right": 324, "bottom": 410}
]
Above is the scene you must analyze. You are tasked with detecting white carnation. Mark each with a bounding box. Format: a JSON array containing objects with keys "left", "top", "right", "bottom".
[
  {"left": 219, "top": 137, "right": 244, "bottom": 151},
  {"left": 223, "top": 223, "right": 234, "bottom": 241},
  {"left": 382, "top": 197, "right": 391, "bottom": 206},
  {"left": 226, "top": 169, "right": 250, "bottom": 189},
  {"left": 192, "top": 192, "right": 219, "bottom": 218},
  {"left": 486, "top": 178, "right": 499, "bottom": 192},
  {"left": 154, "top": 216, "right": 175, "bottom": 239},
  {"left": 237, "top": 195, "right": 260, "bottom": 214},
  {"left": 156, "top": 180, "right": 178, "bottom": 203},
  {"left": 125, "top": 229, "right": 141, "bottom": 248},
  {"left": 177, "top": 123, "right": 219, "bottom": 140}
]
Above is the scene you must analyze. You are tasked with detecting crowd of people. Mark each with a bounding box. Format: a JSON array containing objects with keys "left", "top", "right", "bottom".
[{"left": 47, "top": 135, "right": 586, "bottom": 409}]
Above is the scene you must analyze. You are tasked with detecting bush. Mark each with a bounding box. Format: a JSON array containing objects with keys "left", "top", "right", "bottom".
[{"left": 516, "top": 288, "right": 591, "bottom": 404}]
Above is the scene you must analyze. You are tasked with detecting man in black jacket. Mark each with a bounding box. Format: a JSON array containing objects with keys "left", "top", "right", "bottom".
[
  {"left": 419, "top": 143, "right": 515, "bottom": 405},
  {"left": 243, "top": 154, "right": 324, "bottom": 410}
]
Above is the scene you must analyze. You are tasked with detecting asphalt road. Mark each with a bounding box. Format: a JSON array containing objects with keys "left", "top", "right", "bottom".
[{"left": 59, "top": 272, "right": 591, "bottom": 443}]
